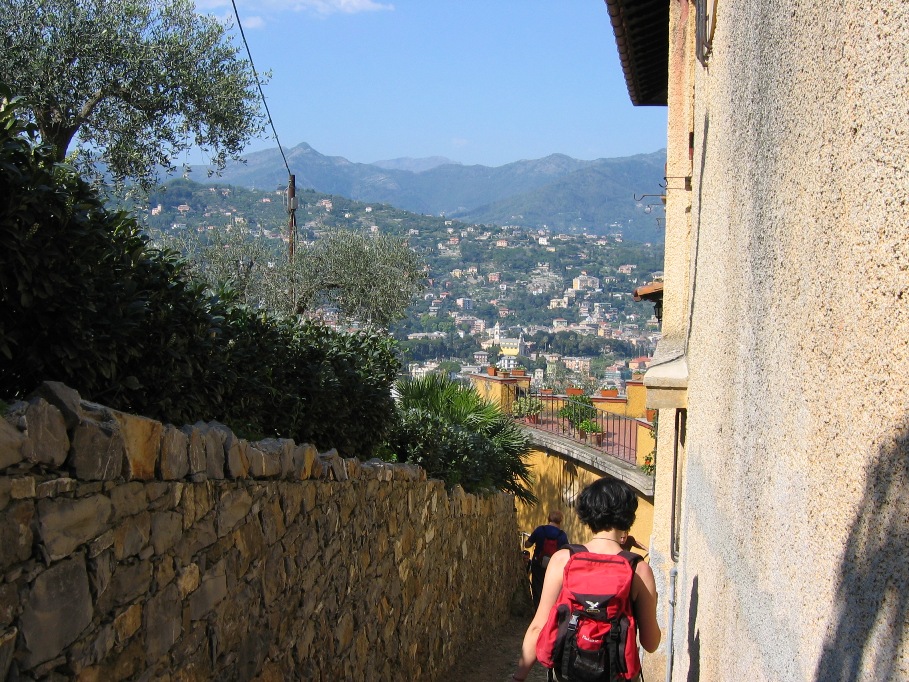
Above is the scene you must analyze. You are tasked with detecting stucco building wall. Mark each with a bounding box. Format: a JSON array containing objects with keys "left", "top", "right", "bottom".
[{"left": 661, "top": 2, "right": 909, "bottom": 680}]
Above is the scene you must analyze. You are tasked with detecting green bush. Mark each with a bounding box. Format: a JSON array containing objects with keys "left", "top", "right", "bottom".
[
  {"left": 558, "top": 396, "right": 597, "bottom": 428},
  {"left": 0, "top": 86, "right": 398, "bottom": 456},
  {"left": 513, "top": 395, "right": 544, "bottom": 418},
  {"left": 385, "top": 375, "right": 536, "bottom": 502}
]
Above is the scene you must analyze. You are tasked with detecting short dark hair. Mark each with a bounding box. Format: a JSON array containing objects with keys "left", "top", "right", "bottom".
[{"left": 576, "top": 477, "right": 638, "bottom": 532}]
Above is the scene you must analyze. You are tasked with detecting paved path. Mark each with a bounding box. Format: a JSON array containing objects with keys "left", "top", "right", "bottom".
[{"left": 438, "top": 615, "right": 551, "bottom": 682}]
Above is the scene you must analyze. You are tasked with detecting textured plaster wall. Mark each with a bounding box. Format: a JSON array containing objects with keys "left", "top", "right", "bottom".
[
  {"left": 673, "top": 2, "right": 909, "bottom": 680},
  {"left": 642, "top": 2, "right": 694, "bottom": 681}
]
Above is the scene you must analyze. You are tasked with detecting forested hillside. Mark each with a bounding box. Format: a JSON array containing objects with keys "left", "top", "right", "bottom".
[{"left": 188, "top": 143, "right": 666, "bottom": 240}]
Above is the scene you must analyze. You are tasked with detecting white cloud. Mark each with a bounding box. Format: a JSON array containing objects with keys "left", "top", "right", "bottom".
[
  {"left": 244, "top": 15, "right": 265, "bottom": 28},
  {"left": 451, "top": 137, "right": 469, "bottom": 148}
]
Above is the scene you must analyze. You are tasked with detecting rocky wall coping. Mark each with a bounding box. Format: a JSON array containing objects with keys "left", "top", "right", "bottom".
[{"left": 0, "top": 381, "right": 433, "bottom": 488}]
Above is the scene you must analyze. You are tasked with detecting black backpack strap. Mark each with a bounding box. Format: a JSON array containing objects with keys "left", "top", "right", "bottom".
[
  {"left": 566, "top": 543, "right": 588, "bottom": 555},
  {"left": 619, "top": 550, "right": 644, "bottom": 570}
]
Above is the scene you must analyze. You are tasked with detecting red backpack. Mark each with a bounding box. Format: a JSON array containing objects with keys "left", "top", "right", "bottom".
[
  {"left": 536, "top": 545, "right": 643, "bottom": 682},
  {"left": 540, "top": 534, "right": 561, "bottom": 568}
]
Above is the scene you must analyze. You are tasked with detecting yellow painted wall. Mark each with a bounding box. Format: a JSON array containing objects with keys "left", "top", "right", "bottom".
[
  {"left": 517, "top": 447, "right": 654, "bottom": 556},
  {"left": 624, "top": 381, "right": 647, "bottom": 419},
  {"left": 595, "top": 398, "right": 630, "bottom": 418},
  {"left": 635, "top": 420, "right": 655, "bottom": 468},
  {"left": 471, "top": 374, "right": 531, "bottom": 413}
]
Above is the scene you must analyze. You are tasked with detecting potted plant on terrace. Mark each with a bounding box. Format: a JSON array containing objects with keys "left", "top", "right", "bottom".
[
  {"left": 578, "top": 419, "right": 603, "bottom": 445},
  {"left": 513, "top": 396, "right": 544, "bottom": 424},
  {"left": 558, "top": 396, "right": 597, "bottom": 431}
]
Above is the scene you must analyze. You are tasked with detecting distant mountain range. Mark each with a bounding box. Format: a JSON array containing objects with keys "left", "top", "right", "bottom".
[{"left": 191, "top": 143, "right": 667, "bottom": 241}]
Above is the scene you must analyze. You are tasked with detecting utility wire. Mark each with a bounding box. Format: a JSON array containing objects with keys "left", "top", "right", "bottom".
[{"left": 230, "top": 0, "right": 291, "bottom": 176}]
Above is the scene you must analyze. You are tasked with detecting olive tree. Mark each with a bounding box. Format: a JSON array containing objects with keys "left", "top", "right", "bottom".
[
  {"left": 160, "top": 226, "right": 426, "bottom": 329},
  {"left": 0, "top": 0, "right": 264, "bottom": 189},
  {"left": 296, "top": 230, "right": 427, "bottom": 329}
]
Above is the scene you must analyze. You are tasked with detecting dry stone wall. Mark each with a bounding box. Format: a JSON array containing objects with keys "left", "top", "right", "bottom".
[{"left": 0, "top": 382, "right": 525, "bottom": 680}]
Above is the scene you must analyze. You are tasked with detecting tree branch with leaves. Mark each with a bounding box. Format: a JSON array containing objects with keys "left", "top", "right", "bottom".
[{"left": 0, "top": 0, "right": 265, "bottom": 190}]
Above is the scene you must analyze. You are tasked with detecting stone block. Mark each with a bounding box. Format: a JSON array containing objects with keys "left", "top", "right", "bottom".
[
  {"left": 309, "top": 456, "right": 325, "bottom": 480},
  {"left": 233, "top": 516, "right": 264, "bottom": 576},
  {"left": 0, "top": 626, "right": 15, "bottom": 681},
  {"left": 175, "top": 517, "right": 217, "bottom": 565},
  {"left": 35, "top": 477, "right": 77, "bottom": 498},
  {"left": 255, "top": 439, "right": 294, "bottom": 478},
  {"left": 8, "top": 476, "right": 35, "bottom": 499},
  {"left": 188, "top": 566, "right": 227, "bottom": 620},
  {"left": 335, "top": 611, "right": 354, "bottom": 653},
  {"left": 88, "top": 529, "right": 115, "bottom": 559},
  {"left": 319, "top": 449, "right": 348, "bottom": 481},
  {"left": 262, "top": 544, "right": 286, "bottom": 605},
  {"left": 78, "top": 400, "right": 111, "bottom": 422},
  {"left": 216, "top": 488, "right": 252, "bottom": 537},
  {"left": 19, "top": 555, "right": 93, "bottom": 669},
  {"left": 0, "top": 500, "right": 34, "bottom": 571},
  {"left": 38, "top": 495, "right": 112, "bottom": 561},
  {"left": 259, "top": 496, "right": 286, "bottom": 545},
  {"left": 145, "top": 583, "right": 181, "bottom": 663},
  {"left": 293, "top": 443, "right": 317, "bottom": 480},
  {"left": 151, "top": 511, "right": 183, "bottom": 555},
  {"left": 176, "top": 563, "right": 200, "bottom": 599},
  {"left": 112, "top": 512, "right": 151, "bottom": 560},
  {"left": 29, "top": 381, "right": 82, "bottom": 430},
  {"left": 160, "top": 425, "right": 190, "bottom": 480},
  {"left": 279, "top": 484, "right": 304, "bottom": 526},
  {"left": 96, "top": 559, "right": 152, "bottom": 613},
  {"left": 0, "top": 417, "right": 25, "bottom": 471},
  {"left": 114, "top": 603, "right": 142, "bottom": 643},
  {"left": 88, "top": 549, "right": 114, "bottom": 599},
  {"left": 154, "top": 555, "right": 175, "bottom": 591},
  {"left": 112, "top": 410, "right": 162, "bottom": 481},
  {"left": 21, "top": 398, "right": 70, "bottom": 467},
  {"left": 88, "top": 623, "right": 116, "bottom": 665},
  {"left": 149, "top": 483, "right": 183, "bottom": 513},
  {"left": 69, "top": 419, "right": 124, "bottom": 481},
  {"left": 247, "top": 442, "right": 281, "bottom": 479},
  {"left": 225, "top": 434, "right": 249, "bottom": 479},
  {"left": 180, "top": 424, "right": 206, "bottom": 475},
  {"left": 201, "top": 423, "right": 225, "bottom": 480},
  {"left": 110, "top": 481, "right": 147, "bottom": 517},
  {"left": 0, "top": 582, "right": 17, "bottom": 629},
  {"left": 345, "top": 458, "right": 362, "bottom": 479}
]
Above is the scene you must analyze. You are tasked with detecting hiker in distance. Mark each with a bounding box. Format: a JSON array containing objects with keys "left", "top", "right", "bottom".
[
  {"left": 512, "top": 478, "right": 660, "bottom": 682},
  {"left": 525, "top": 509, "right": 569, "bottom": 608}
]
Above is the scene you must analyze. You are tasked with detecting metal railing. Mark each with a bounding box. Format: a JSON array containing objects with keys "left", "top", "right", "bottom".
[{"left": 513, "top": 392, "right": 640, "bottom": 464}]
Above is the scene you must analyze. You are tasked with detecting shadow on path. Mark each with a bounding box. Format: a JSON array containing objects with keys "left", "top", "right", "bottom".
[{"left": 438, "top": 615, "right": 550, "bottom": 682}]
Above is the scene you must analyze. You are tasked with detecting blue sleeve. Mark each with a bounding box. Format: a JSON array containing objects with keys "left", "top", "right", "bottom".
[
  {"left": 558, "top": 530, "right": 569, "bottom": 547},
  {"left": 528, "top": 526, "right": 543, "bottom": 545}
]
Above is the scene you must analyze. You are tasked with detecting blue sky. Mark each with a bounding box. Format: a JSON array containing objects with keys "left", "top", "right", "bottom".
[{"left": 196, "top": 0, "right": 667, "bottom": 167}]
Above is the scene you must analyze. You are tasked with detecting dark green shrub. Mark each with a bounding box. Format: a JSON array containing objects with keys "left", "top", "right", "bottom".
[
  {"left": 558, "top": 396, "right": 596, "bottom": 428},
  {"left": 0, "top": 86, "right": 398, "bottom": 456}
]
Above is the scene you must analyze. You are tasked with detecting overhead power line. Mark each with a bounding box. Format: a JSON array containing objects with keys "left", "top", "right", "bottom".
[{"left": 229, "top": 0, "right": 291, "bottom": 176}]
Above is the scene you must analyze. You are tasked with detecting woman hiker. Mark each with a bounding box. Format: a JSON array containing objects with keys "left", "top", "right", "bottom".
[{"left": 513, "top": 478, "right": 661, "bottom": 682}]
